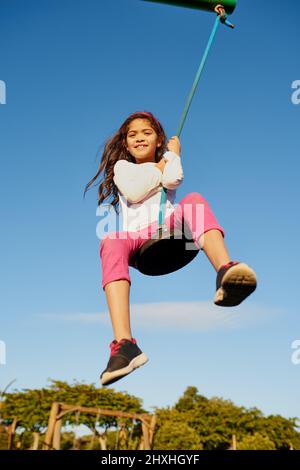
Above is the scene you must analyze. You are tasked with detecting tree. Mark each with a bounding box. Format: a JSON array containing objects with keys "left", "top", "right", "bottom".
[
  {"left": 238, "top": 433, "right": 276, "bottom": 450},
  {"left": 154, "top": 387, "right": 300, "bottom": 450},
  {"left": 1, "top": 379, "right": 146, "bottom": 449},
  {"left": 2, "top": 382, "right": 300, "bottom": 451},
  {"left": 153, "top": 409, "right": 203, "bottom": 450}
]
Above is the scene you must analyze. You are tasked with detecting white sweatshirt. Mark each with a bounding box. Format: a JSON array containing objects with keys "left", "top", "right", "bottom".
[{"left": 113, "top": 151, "right": 184, "bottom": 232}]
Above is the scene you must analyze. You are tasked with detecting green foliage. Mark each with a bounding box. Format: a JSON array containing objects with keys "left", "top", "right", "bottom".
[
  {"left": 153, "top": 410, "right": 203, "bottom": 450},
  {"left": 2, "top": 387, "right": 54, "bottom": 432},
  {"left": 238, "top": 433, "right": 276, "bottom": 450},
  {"left": 1, "top": 382, "right": 300, "bottom": 451},
  {"left": 152, "top": 386, "right": 300, "bottom": 451},
  {"left": 60, "top": 432, "right": 76, "bottom": 450},
  {"left": 1, "top": 379, "right": 146, "bottom": 449},
  {"left": 175, "top": 386, "right": 209, "bottom": 412},
  {"left": 256, "top": 414, "right": 300, "bottom": 450}
]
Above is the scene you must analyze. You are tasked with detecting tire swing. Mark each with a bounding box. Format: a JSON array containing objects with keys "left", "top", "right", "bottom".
[{"left": 134, "top": 0, "right": 236, "bottom": 276}]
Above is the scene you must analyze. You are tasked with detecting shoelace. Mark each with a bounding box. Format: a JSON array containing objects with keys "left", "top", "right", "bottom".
[{"left": 109, "top": 338, "right": 137, "bottom": 358}]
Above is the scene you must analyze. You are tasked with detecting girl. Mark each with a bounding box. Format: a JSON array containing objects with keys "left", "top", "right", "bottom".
[{"left": 84, "top": 111, "right": 257, "bottom": 387}]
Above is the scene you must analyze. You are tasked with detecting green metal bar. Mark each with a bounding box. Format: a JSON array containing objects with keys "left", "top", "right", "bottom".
[{"left": 142, "top": 0, "right": 237, "bottom": 15}]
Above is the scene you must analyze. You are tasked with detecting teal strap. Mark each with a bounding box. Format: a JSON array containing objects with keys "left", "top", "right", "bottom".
[
  {"left": 158, "top": 14, "right": 222, "bottom": 228},
  {"left": 176, "top": 15, "right": 221, "bottom": 138},
  {"left": 158, "top": 186, "right": 168, "bottom": 227}
]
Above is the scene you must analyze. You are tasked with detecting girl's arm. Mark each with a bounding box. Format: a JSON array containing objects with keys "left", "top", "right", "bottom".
[
  {"left": 160, "top": 136, "right": 184, "bottom": 190},
  {"left": 113, "top": 160, "right": 162, "bottom": 204}
]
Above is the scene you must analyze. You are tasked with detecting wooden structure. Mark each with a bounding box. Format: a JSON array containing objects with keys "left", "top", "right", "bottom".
[
  {"left": 0, "top": 417, "right": 18, "bottom": 450},
  {"left": 43, "top": 402, "right": 157, "bottom": 450}
]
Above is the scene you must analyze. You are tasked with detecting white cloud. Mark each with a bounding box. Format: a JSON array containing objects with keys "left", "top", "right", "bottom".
[{"left": 40, "top": 301, "right": 280, "bottom": 332}]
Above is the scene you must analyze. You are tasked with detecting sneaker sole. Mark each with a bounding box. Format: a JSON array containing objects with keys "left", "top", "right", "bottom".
[
  {"left": 214, "top": 263, "right": 257, "bottom": 307},
  {"left": 101, "top": 353, "right": 149, "bottom": 386}
]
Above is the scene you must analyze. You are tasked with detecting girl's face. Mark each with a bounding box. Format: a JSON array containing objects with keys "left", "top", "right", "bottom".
[{"left": 126, "top": 118, "right": 162, "bottom": 164}]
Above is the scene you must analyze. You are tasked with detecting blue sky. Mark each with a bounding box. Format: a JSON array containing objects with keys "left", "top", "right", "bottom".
[{"left": 1, "top": 0, "right": 300, "bottom": 426}]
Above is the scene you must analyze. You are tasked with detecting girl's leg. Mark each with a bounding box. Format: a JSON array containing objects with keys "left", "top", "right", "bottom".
[
  {"left": 100, "top": 232, "right": 150, "bottom": 386},
  {"left": 100, "top": 232, "right": 147, "bottom": 342},
  {"left": 198, "top": 229, "right": 231, "bottom": 272},
  {"left": 168, "top": 192, "right": 229, "bottom": 271},
  {"left": 104, "top": 280, "right": 132, "bottom": 342},
  {"left": 166, "top": 192, "right": 256, "bottom": 306}
]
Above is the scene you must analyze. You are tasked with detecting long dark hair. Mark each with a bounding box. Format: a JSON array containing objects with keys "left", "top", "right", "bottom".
[{"left": 83, "top": 111, "right": 167, "bottom": 214}]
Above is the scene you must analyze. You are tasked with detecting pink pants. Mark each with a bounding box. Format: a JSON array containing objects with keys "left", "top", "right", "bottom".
[{"left": 100, "top": 192, "right": 225, "bottom": 291}]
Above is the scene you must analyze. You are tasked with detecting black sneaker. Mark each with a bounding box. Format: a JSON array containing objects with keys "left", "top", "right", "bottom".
[
  {"left": 214, "top": 261, "right": 257, "bottom": 307},
  {"left": 100, "top": 338, "right": 149, "bottom": 386}
]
